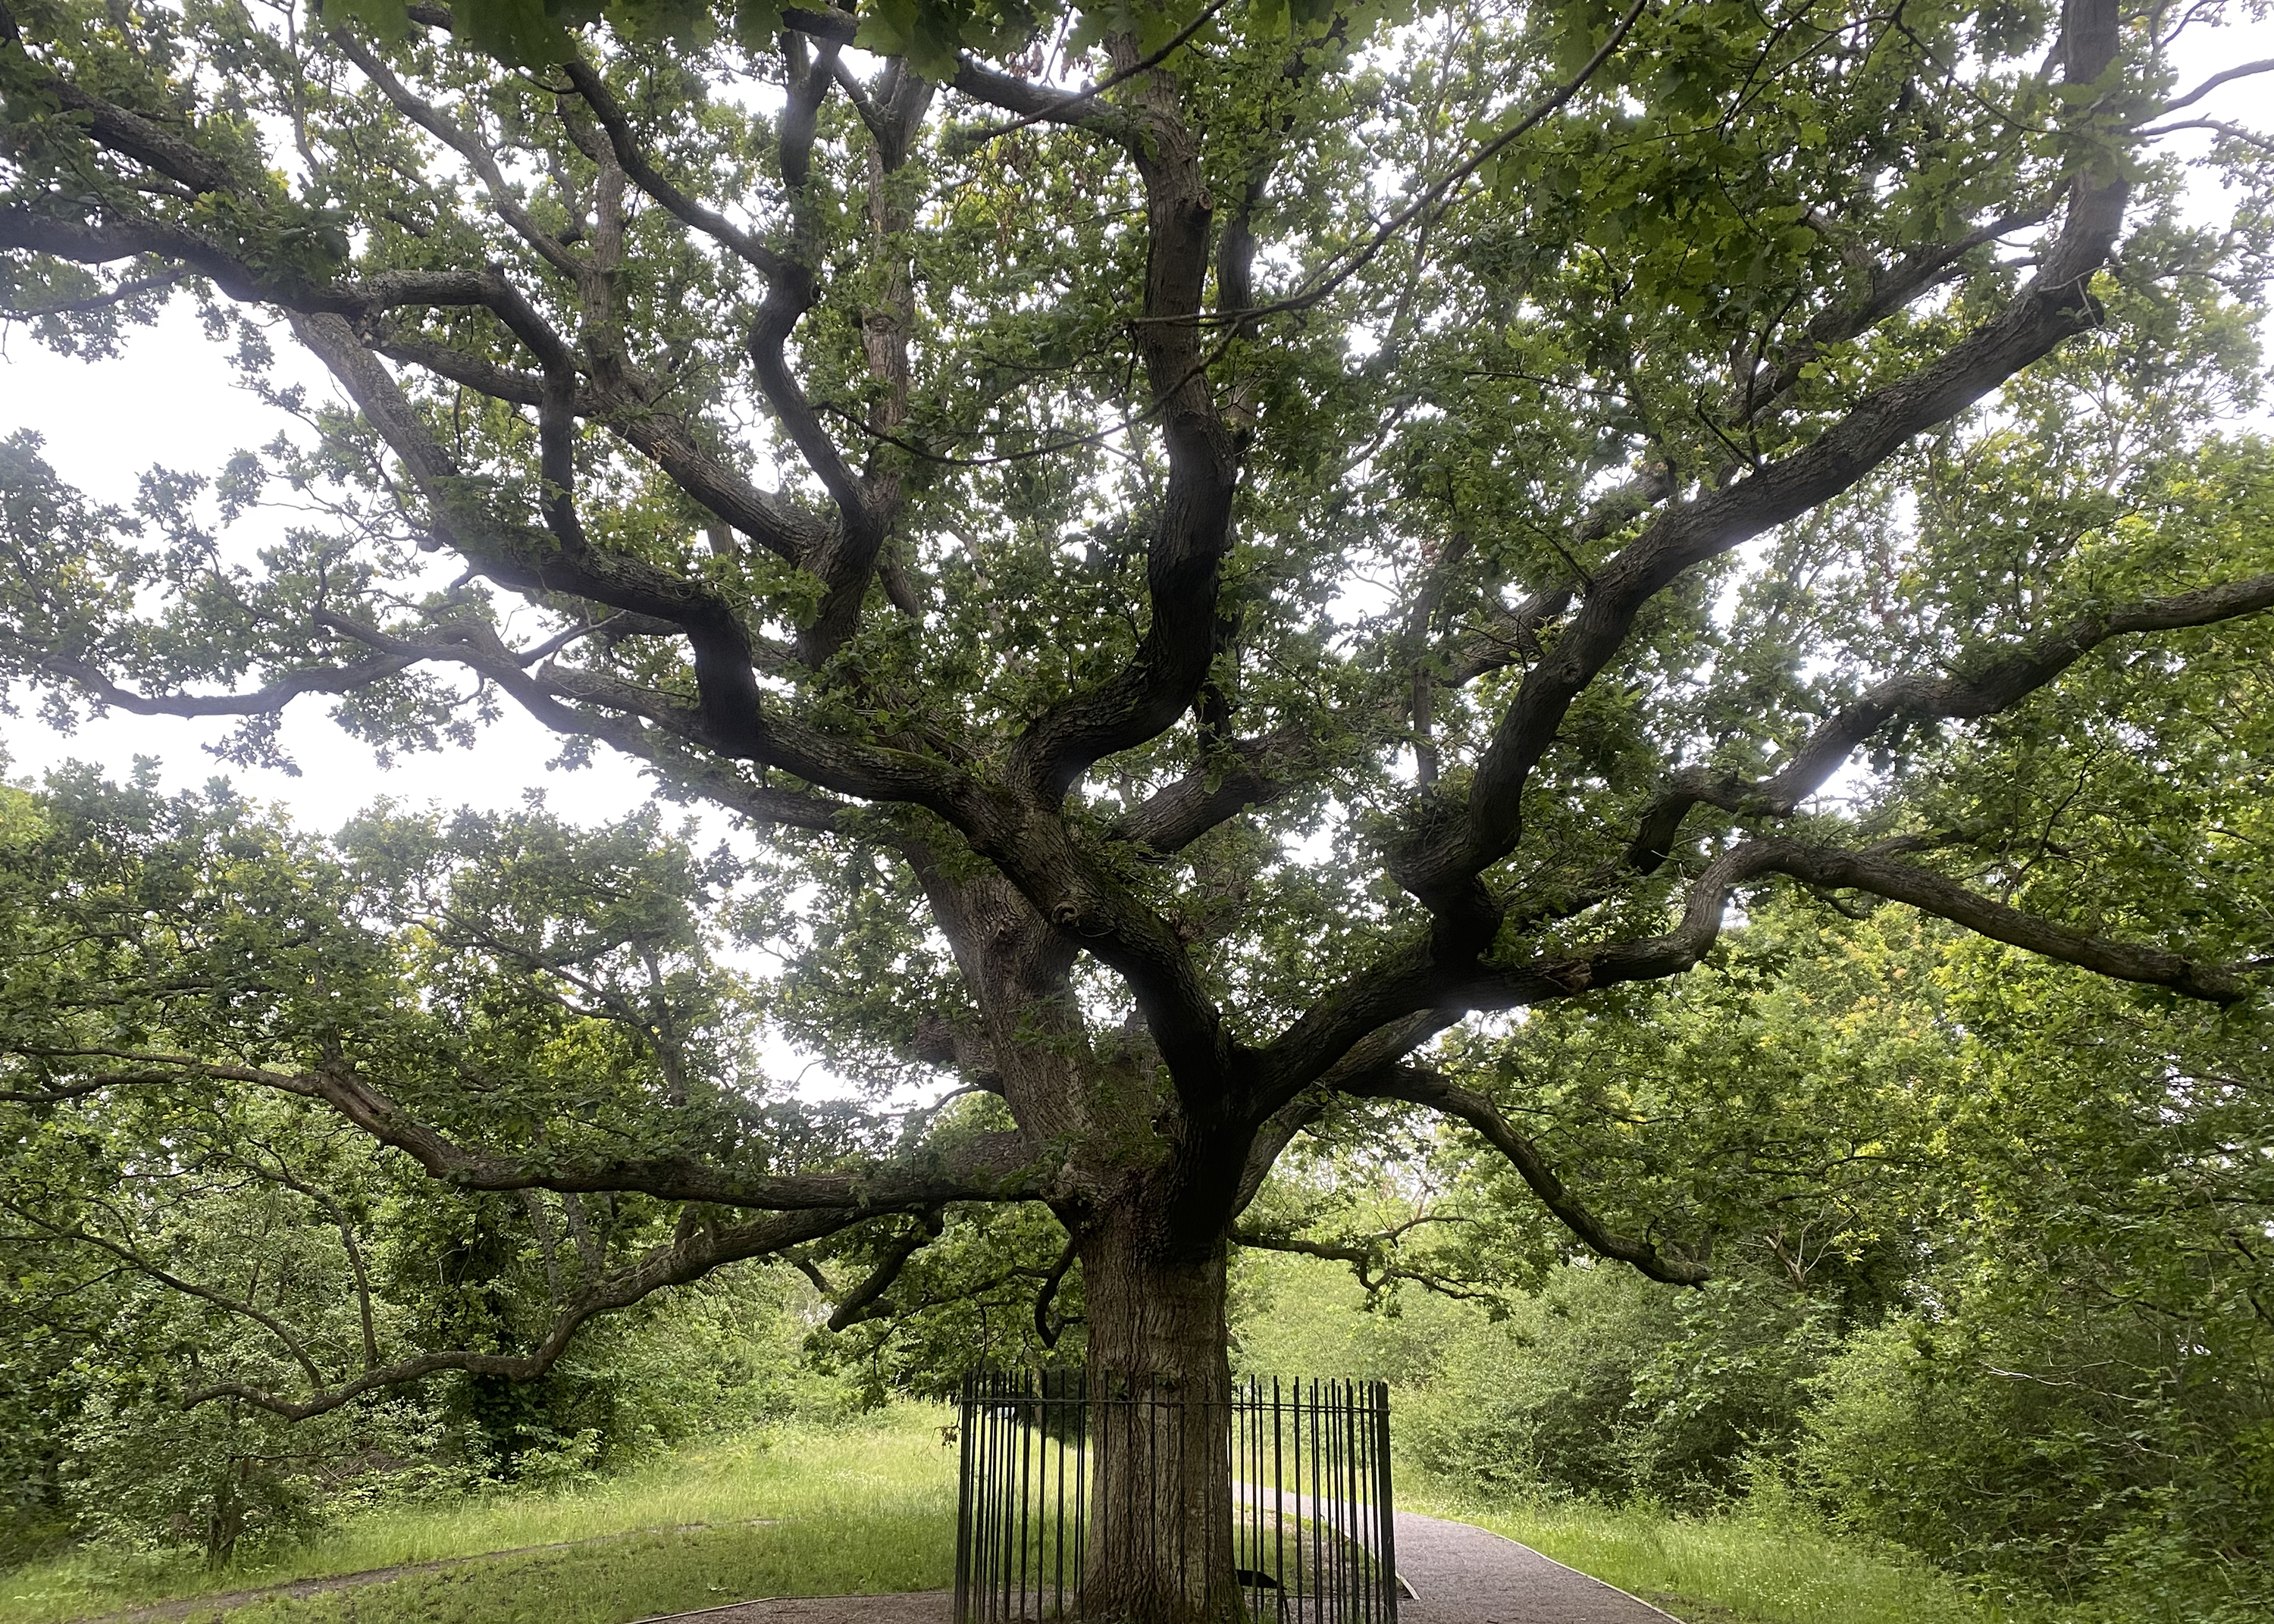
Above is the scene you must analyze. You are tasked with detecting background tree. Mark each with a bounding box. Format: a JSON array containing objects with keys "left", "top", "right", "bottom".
[
  {"left": 0, "top": 771, "right": 844, "bottom": 1562},
  {"left": 7, "top": 0, "right": 2274, "bottom": 1616}
]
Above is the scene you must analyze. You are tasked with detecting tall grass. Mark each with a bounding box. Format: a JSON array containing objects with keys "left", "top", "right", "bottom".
[
  {"left": 0, "top": 1409, "right": 958, "bottom": 1624},
  {"left": 5, "top": 1407, "right": 2029, "bottom": 1624}
]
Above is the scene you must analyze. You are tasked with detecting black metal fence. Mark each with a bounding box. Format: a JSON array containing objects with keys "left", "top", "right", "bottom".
[{"left": 954, "top": 1370, "right": 1397, "bottom": 1624}]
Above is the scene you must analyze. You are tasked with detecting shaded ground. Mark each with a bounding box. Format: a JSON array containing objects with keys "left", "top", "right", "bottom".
[
  {"left": 75, "top": 1522, "right": 781, "bottom": 1624},
  {"left": 641, "top": 1507, "right": 1678, "bottom": 1624}
]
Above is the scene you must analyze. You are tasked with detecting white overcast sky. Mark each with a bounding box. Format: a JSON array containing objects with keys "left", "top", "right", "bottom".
[{"left": 3, "top": 11, "right": 2270, "bottom": 835}]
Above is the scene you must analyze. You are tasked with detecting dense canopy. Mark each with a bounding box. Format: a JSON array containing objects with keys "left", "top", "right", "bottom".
[{"left": 5, "top": 0, "right": 2274, "bottom": 1615}]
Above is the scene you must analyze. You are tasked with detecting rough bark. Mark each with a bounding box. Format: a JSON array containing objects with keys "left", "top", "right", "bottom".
[{"left": 1076, "top": 1205, "right": 1237, "bottom": 1624}]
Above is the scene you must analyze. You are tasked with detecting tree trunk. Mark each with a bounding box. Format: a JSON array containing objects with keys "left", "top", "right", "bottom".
[
  {"left": 1077, "top": 1205, "right": 1237, "bottom": 1624},
  {"left": 205, "top": 1460, "right": 245, "bottom": 1567}
]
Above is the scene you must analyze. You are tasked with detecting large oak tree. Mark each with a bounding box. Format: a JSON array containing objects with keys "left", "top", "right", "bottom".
[{"left": 6, "top": 0, "right": 2274, "bottom": 1614}]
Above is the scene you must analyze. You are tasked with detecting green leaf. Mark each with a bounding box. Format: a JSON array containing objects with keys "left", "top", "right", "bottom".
[{"left": 455, "top": 0, "right": 577, "bottom": 64}]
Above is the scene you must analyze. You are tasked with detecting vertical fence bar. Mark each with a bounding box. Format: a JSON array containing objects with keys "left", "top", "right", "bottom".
[
  {"left": 1330, "top": 1380, "right": 1345, "bottom": 1624},
  {"left": 1347, "top": 1379, "right": 1365, "bottom": 1624},
  {"left": 1373, "top": 1381, "right": 1391, "bottom": 1624},
  {"left": 976, "top": 1375, "right": 991, "bottom": 1624},
  {"left": 1318, "top": 1377, "right": 1332, "bottom": 1624},
  {"left": 955, "top": 1374, "right": 974, "bottom": 1624},
  {"left": 1074, "top": 1373, "right": 1088, "bottom": 1616},
  {"left": 1051, "top": 1369, "right": 1065, "bottom": 1620},
  {"left": 1342, "top": 1379, "right": 1358, "bottom": 1624},
  {"left": 1291, "top": 1378, "right": 1303, "bottom": 1619},
  {"left": 1253, "top": 1377, "right": 1265, "bottom": 1617},
  {"left": 1347, "top": 1378, "right": 1361, "bottom": 1624},
  {"left": 1330, "top": 1376, "right": 1342, "bottom": 1624},
  {"left": 1376, "top": 1381, "right": 1398, "bottom": 1622},
  {"left": 1017, "top": 1372, "right": 1032, "bottom": 1621},
  {"left": 1352, "top": 1381, "right": 1368, "bottom": 1624},
  {"left": 990, "top": 1375, "right": 1005, "bottom": 1624},
  {"left": 1311, "top": 1379, "right": 1326, "bottom": 1624},
  {"left": 1255, "top": 1373, "right": 1273, "bottom": 1610},
  {"left": 1020, "top": 1373, "right": 1032, "bottom": 1621},
  {"left": 973, "top": 1375, "right": 987, "bottom": 1624},
  {"left": 973, "top": 1375, "right": 991, "bottom": 1624},
  {"left": 1005, "top": 1373, "right": 1023, "bottom": 1619},
  {"left": 1270, "top": 1377, "right": 1286, "bottom": 1622}
]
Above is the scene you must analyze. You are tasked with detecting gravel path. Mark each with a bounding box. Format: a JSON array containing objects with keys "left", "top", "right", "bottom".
[{"left": 641, "top": 1507, "right": 1676, "bottom": 1624}]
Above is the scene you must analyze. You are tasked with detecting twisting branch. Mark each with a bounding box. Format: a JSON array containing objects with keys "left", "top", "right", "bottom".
[
  {"left": 1105, "top": 728, "right": 1311, "bottom": 854},
  {"left": 1335, "top": 1069, "right": 1711, "bottom": 1285},
  {"left": 2131, "top": 117, "right": 2274, "bottom": 153},
  {"left": 1623, "top": 570, "right": 2274, "bottom": 872},
  {"left": 301, "top": 608, "right": 927, "bottom": 828},
  {"left": 1433, "top": 0, "right": 2130, "bottom": 898},
  {"left": 747, "top": 35, "right": 869, "bottom": 525},
  {"left": 372, "top": 333, "right": 547, "bottom": 405},
  {"left": 560, "top": 58, "right": 787, "bottom": 277},
  {"left": 1730, "top": 199, "right": 2059, "bottom": 426},
  {"left": 1004, "top": 24, "right": 1243, "bottom": 809},
  {"left": 823, "top": 1208, "right": 945, "bottom": 1331},
  {"left": 8, "top": 1047, "right": 1043, "bottom": 1212},
  {"left": 1446, "top": 837, "right": 2254, "bottom": 1009},
  {"left": 0, "top": 1200, "right": 333, "bottom": 1388},
  {"left": 0, "top": 267, "right": 186, "bottom": 318},
  {"left": 36, "top": 649, "right": 421, "bottom": 717},
  {"left": 1440, "top": 585, "right": 1579, "bottom": 686},
  {"left": 1149, "top": 0, "right": 1655, "bottom": 330},
  {"left": 0, "top": 5, "right": 236, "bottom": 194},
  {"left": 225, "top": 1144, "right": 384, "bottom": 1375},
  {"left": 330, "top": 28, "right": 582, "bottom": 280},
  {"left": 1254, "top": 0, "right": 2137, "bottom": 1103},
  {"left": 1231, "top": 1216, "right": 1500, "bottom": 1303},
  {"left": 1760, "top": 841, "right": 2254, "bottom": 1003},
  {"left": 2149, "top": 57, "right": 2274, "bottom": 118},
  {"left": 184, "top": 1205, "right": 866, "bottom": 1420},
  {"left": 1032, "top": 1234, "right": 1079, "bottom": 1348},
  {"left": 956, "top": 0, "right": 1239, "bottom": 142}
]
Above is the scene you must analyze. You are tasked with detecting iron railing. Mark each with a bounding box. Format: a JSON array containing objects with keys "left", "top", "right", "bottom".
[{"left": 954, "top": 1370, "right": 1397, "bottom": 1623}]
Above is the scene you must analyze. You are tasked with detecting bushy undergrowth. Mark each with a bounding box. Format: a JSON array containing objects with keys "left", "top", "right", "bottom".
[
  {"left": 2, "top": 1264, "right": 843, "bottom": 1575},
  {"left": 0, "top": 1409, "right": 953, "bottom": 1624},
  {"left": 1394, "top": 1266, "right": 1838, "bottom": 1510},
  {"left": 1239, "top": 1251, "right": 2271, "bottom": 1624},
  {"left": 1799, "top": 1306, "right": 2274, "bottom": 1624},
  {"left": 1405, "top": 1482, "right": 2003, "bottom": 1624}
]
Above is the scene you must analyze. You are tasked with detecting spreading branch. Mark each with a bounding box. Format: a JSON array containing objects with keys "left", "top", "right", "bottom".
[{"left": 1336, "top": 1068, "right": 1711, "bottom": 1285}]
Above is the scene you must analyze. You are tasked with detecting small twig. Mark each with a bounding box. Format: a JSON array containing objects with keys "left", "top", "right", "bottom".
[
  {"left": 1138, "top": 0, "right": 1655, "bottom": 330},
  {"left": 2150, "top": 57, "right": 2274, "bottom": 119},
  {"left": 2135, "top": 117, "right": 2274, "bottom": 154},
  {"left": 1, "top": 268, "right": 186, "bottom": 318},
  {"left": 958, "top": 0, "right": 1239, "bottom": 143}
]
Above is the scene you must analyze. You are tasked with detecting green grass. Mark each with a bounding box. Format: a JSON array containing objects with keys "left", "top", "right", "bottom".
[
  {"left": 5, "top": 1412, "right": 2027, "bottom": 1624},
  {"left": 1401, "top": 1474, "right": 2019, "bottom": 1624},
  {"left": 0, "top": 1408, "right": 958, "bottom": 1624}
]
